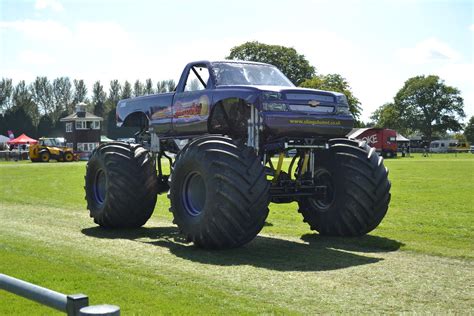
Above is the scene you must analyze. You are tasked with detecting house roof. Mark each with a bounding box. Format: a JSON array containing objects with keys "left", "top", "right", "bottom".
[{"left": 60, "top": 112, "right": 103, "bottom": 122}]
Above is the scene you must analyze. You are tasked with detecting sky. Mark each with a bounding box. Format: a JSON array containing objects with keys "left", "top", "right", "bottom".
[{"left": 0, "top": 0, "right": 473, "bottom": 122}]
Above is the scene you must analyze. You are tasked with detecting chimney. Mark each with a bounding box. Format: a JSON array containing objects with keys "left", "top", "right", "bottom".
[{"left": 76, "top": 102, "right": 87, "bottom": 118}]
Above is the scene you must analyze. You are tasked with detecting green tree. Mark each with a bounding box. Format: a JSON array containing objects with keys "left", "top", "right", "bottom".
[
  {"left": 393, "top": 75, "right": 464, "bottom": 142},
  {"left": 300, "top": 74, "right": 362, "bottom": 119},
  {"left": 12, "top": 81, "right": 40, "bottom": 127},
  {"left": 370, "top": 102, "right": 407, "bottom": 133},
  {"left": 52, "top": 77, "right": 73, "bottom": 121},
  {"left": 37, "top": 115, "right": 54, "bottom": 137},
  {"left": 102, "top": 80, "right": 122, "bottom": 136},
  {"left": 92, "top": 81, "right": 107, "bottom": 118},
  {"left": 108, "top": 80, "right": 122, "bottom": 105},
  {"left": 167, "top": 79, "right": 176, "bottom": 92},
  {"left": 31, "top": 77, "right": 54, "bottom": 116},
  {"left": 122, "top": 81, "right": 132, "bottom": 99},
  {"left": 0, "top": 78, "right": 13, "bottom": 111},
  {"left": 3, "top": 106, "right": 36, "bottom": 137},
  {"left": 227, "top": 41, "right": 315, "bottom": 85},
  {"left": 133, "top": 80, "right": 144, "bottom": 97},
  {"left": 144, "top": 79, "right": 154, "bottom": 95},
  {"left": 73, "top": 79, "right": 88, "bottom": 106},
  {"left": 464, "top": 116, "right": 474, "bottom": 143}
]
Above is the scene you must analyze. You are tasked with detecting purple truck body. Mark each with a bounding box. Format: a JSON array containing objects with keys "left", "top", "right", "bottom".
[{"left": 116, "top": 60, "right": 354, "bottom": 143}]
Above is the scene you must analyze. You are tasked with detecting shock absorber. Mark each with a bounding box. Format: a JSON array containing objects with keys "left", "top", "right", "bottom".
[
  {"left": 300, "top": 151, "right": 310, "bottom": 175},
  {"left": 273, "top": 152, "right": 285, "bottom": 183}
]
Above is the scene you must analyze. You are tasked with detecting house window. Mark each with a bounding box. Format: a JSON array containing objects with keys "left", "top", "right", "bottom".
[
  {"left": 77, "top": 142, "right": 99, "bottom": 152},
  {"left": 76, "top": 121, "right": 87, "bottom": 129},
  {"left": 75, "top": 120, "right": 100, "bottom": 130},
  {"left": 91, "top": 121, "right": 100, "bottom": 129},
  {"left": 66, "top": 122, "right": 72, "bottom": 132}
]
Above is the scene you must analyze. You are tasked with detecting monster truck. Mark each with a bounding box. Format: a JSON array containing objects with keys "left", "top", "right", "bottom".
[{"left": 84, "top": 60, "right": 391, "bottom": 249}]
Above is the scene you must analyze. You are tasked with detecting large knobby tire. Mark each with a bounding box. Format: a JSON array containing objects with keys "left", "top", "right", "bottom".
[
  {"left": 169, "top": 135, "right": 270, "bottom": 249},
  {"left": 85, "top": 142, "right": 158, "bottom": 228},
  {"left": 298, "top": 138, "right": 391, "bottom": 236}
]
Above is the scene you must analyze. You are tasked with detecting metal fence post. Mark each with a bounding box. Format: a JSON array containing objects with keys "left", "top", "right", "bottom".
[{"left": 67, "top": 294, "right": 89, "bottom": 316}]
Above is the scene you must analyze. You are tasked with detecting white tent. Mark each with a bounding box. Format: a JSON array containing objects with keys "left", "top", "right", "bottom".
[
  {"left": 396, "top": 133, "right": 409, "bottom": 142},
  {"left": 0, "top": 135, "right": 10, "bottom": 144}
]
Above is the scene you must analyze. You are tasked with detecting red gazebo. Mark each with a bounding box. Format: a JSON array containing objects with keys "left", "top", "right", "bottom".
[{"left": 7, "top": 134, "right": 38, "bottom": 145}]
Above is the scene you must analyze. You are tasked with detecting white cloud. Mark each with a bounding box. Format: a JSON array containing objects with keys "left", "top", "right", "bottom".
[
  {"left": 470, "top": 24, "right": 474, "bottom": 32},
  {"left": 18, "top": 50, "right": 55, "bottom": 65},
  {"left": 437, "top": 62, "right": 474, "bottom": 118},
  {"left": 35, "top": 0, "right": 64, "bottom": 12},
  {"left": 396, "top": 37, "right": 460, "bottom": 64},
  {"left": 0, "top": 19, "right": 70, "bottom": 41},
  {"left": 75, "top": 22, "right": 133, "bottom": 49}
]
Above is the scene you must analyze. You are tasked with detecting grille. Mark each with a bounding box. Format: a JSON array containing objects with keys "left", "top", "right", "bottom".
[
  {"left": 289, "top": 104, "right": 334, "bottom": 113},
  {"left": 286, "top": 93, "right": 335, "bottom": 103}
]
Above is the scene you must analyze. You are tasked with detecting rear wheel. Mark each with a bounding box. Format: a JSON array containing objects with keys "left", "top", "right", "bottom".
[
  {"left": 85, "top": 142, "right": 158, "bottom": 228},
  {"left": 64, "top": 151, "right": 74, "bottom": 162},
  {"left": 298, "top": 138, "right": 391, "bottom": 236},
  {"left": 169, "top": 135, "right": 270, "bottom": 249}
]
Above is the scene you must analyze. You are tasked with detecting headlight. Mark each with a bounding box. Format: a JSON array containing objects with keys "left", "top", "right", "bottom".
[
  {"left": 336, "top": 94, "right": 349, "bottom": 105},
  {"left": 336, "top": 94, "right": 351, "bottom": 114},
  {"left": 262, "top": 102, "right": 288, "bottom": 111}
]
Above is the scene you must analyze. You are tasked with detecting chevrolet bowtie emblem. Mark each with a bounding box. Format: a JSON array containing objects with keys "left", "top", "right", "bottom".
[{"left": 308, "top": 100, "right": 320, "bottom": 107}]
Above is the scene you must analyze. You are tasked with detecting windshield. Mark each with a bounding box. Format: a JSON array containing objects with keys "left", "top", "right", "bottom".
[
  {"left": 212, "top": 62, "right": 294, "bottom": 87},
  {"left": 40, "top": 138, "right": 64, "bottom": 146}
]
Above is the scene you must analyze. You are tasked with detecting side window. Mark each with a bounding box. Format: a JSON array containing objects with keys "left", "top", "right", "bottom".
[{"left": 184, "top": 65, "right": 209, "bottom": 92}]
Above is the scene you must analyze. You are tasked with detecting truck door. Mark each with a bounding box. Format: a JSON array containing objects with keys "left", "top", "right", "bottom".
[{"left": 172, "top": 63, "right": 213, "bottom": 135}]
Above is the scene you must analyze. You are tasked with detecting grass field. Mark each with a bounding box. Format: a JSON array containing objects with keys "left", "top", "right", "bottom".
[{"left": 0, "top": 153, "right": 473, "bottom": 314}]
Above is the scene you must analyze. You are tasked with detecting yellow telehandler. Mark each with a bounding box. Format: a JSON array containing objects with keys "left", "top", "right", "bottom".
[{"left": 29, "top": 138, "right": 76, "bottom": 162}]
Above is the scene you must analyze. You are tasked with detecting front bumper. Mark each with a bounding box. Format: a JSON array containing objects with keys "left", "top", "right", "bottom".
[{"left": 262, "top": 112, "right": 354, "bottom": 138}]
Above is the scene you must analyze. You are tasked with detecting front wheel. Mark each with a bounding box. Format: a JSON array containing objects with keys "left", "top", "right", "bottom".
[
  {"left": 40, "top": 151, "right": 50, "bottom": 162},
  {"left": 64, "top": 151, "right": 74, "bottom": 162},
  {"left": 169, "top": 135, "right": 270, "bottom": 249},
  {"left": 298, "top": 138, "right": 391, "bottom": 236},
  {"left": 84, "top": 142, "right": 158, "bottom": 228}
]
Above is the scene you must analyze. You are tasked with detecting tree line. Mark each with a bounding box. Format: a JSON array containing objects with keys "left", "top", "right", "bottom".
[
  {"left": 1, "top": 41, "right": 471, "bottom": 143},
  {"left": 0, "top": 77, "right": 176, "bottom": 139}
]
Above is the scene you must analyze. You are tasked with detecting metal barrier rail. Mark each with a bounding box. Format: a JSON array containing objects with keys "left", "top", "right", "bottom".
[{"left": 0, "top": 274, "right": 120, "bottom": 315}]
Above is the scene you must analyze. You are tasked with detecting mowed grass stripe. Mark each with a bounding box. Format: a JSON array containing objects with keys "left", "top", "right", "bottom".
[
  {"left": 1, "top": 155, "right": 473, "bottom": 259},
  {"left": 1, "top": 201, "right": 473, "bottom": 314}
]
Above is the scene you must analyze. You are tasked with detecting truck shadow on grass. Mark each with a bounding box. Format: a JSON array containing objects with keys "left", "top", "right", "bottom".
[{"left": 82, "top": 226, "right": 403, "bottom": 272}]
